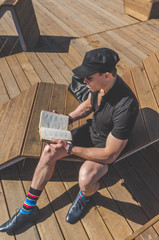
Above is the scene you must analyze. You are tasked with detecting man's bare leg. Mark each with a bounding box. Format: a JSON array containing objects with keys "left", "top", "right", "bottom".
[
  {"left": 31, "top": 144, "right": 68, "bottom": 190},
  {"left": 0, "top": 144, "right": 68, "bottom": 232},
  {"left": 78, "top": 160, "right": 109, "bottom": 196},
  {"left": 66, "top": 160, "right": 109, "bottom": 223}
]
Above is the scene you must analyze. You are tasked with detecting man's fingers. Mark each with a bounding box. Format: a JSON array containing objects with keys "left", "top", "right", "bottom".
[
  {"left": 52, "top": 110, "right": 59, "bottom": 114},
  {"left": 50, "top": 138, "right": 58, "bottom": 144}
]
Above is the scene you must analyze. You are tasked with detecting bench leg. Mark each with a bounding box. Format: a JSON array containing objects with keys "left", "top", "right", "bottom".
[{"left": 10, "top": 8, "right": 27, "bottom": 52}]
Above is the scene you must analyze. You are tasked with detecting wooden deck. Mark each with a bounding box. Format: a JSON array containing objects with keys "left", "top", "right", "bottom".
[{"left": 0, "top": 0, "right": 159, "bottom": 239}]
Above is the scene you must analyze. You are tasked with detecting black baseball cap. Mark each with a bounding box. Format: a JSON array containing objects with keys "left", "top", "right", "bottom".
[{"left": 72, "top": 48, "right": 120, "bottom": 79}]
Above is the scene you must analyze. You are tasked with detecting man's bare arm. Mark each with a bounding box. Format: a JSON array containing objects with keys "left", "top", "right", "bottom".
[
  {"left": 70, "top": 132, "right": 128, "bottom": 164},
  {"left": 69, "top": 93, "right": 92, "bottom": 122}
]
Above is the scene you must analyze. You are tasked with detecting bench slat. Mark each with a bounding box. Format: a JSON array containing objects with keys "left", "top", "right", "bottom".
[{"left": 22, "top": 83, "right": 53, "bottom": 157}]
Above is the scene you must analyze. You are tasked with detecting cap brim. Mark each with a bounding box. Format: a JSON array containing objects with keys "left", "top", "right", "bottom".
[{"left": 72, "top": 65, "right": 97, "bottom": 79}]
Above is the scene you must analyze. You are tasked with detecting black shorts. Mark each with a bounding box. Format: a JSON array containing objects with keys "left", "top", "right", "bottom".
[{"left": 71, "top": 121, "right": 106, "bottom": 148}]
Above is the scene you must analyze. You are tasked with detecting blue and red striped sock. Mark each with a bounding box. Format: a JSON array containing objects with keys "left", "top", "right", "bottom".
[
  {"left": 79, "top": 190, "right": 86, "bottom": 198},
  {"left": 20, "top": 187, "right": 42, "bottom": 214}
]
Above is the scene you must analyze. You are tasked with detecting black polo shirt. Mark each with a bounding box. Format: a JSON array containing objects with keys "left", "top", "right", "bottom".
[{"left": 89, "top": 75, "right": 139, "bottom": 147}]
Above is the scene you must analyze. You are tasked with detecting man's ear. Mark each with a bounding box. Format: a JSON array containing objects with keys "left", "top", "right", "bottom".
[{"left": 105, "top": 72, "right": 111, "bottom": 79}]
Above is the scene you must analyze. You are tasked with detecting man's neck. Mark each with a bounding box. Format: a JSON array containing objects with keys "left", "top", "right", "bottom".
[{"left": 103, "top": 75, "right": 117, "bottom": 94}]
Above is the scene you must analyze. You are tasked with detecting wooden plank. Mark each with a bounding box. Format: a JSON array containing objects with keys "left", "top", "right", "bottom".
[
  {"left": 6, "top": 84, "right": 38, "bottom": 162},
  {"left": 45, "top": 47, "right": 73, "bottom": 84},
  {"left": 122, "top": 70, "right": 137, "bottom": 97},
  {"left": 0, "top": 15, "right": 21, "bottom": 56},
  {"left": 0, "top": 101, "right": 8, "bottom": 124},
  {"left": 131, "top": 63, "right": 159, "bottom": 141},
  {"left": 124, "top": 71, "right": 149, "bottom": 147},
  {"left": 115, "top": 156, "right": 159, "bottom": 219},
  {"left": 124, "top": 0, "right": 152, "bottom": 21},
  {"left": 114, "top": 27, "right": 152, "bottom": 57},
  {"left": 0, "top": 96, "right": 18, "bottom": 165},
  {"left": 37, "top": 0, "right": 94, "bottom": 36},
  {"left": 0, "top": 89, "right": 29, "bottom": 166},
  {"left": 106, "top": 31, "right": 145, "bottom": 62},
  {"left": 126, "top": 152, "right": 159, "bottom": 233},
  {"left": 3, "top": 10, "right": 17, "bottom": 34},
  {"left": 81, "top": 0, "right": 135, "bottom": 27},
  {"left": 155, "top": 49, "right": 159, "bottom": 60},
  {"left": 57, "top": 161, "right": 113, "bottom": 240},
  {"left": 70, "top": 37, "right": 90, "bottom": 58},
  {"left": 136, "top": 226, "right": 159, "bottom": 240},
  {"left": 125, "top": 215, "right": 159, "bottom": 240},
  {"left": 142, "top": 20, "right": 159, "bottom": 40},
  {"left": 53, "top": 0, "right": 108, "bottom": 32},
  {"left": 18, "top": 158, "right": 64, "bottom": 240},
  {"left": 58, "top": 45, "right": 83, "bottom": 71},
  {"left": 0, "top": 181, "right": 15, "bottom": 240},
  {"left": 36, "top": 51, "right": 68, "bottom": 84},
  {"left": 25, "top": 52, "right": 55, "bottom": 84},
  {"left": 122, "top": 70, "right": 149, "bottom": 149},
  {"left": 129, "top": 153, "right": 159, "bottom": 202},
  {"left": 49, "top": 84, "right": 67, "bottom": 114},
  {"left": 92, "top": 176, "right": 132, "bottom": 240},
  {"left": 16, "top": 52, "right": 41, "bottom": 85},
  {"left": 6, "top": 54, "right": 31, "bottom": 92},
  {"left": 0, "top": 57, "right": 20, "bottom": 98},
  {"left": 34, "top": 0, "right": 77, "bottom": 37},
  {"left": 128, "top": 22, "right": 159, "bottom": 52},
  {"left": 0, "top": 13, "right": 15, "bottom": 35},
  {"left": 141, "top": 146, "right": 159, "bottom": 174},
  {"left": 0, "top": 1, "right": 17, "bottom": 7},
  {"left": 153, "top": 221, "right": 159, "bottom": 235},
  {"left": 143, "top": 53, "right": 159, "bottom": 106},
  {"left": 0, "top": 74, "right": 9, "bottom": 107},
  {"left": 45, "top": 162, "right": 89, "bottom": 240},
  {"left": 22, "top": 83, "right": 53, "bottom": 157},
  {"left": 0, "top": 164, "right": 40, "bottom": 239},
  {"left": 102, "top": 167, "right": 148, "bottom": 232},
  {"left": 124, "top": 0, "right": 159, "bottom": 21},
  {"left": 65, "top": 88, "right": 80, "bottom": 130}
]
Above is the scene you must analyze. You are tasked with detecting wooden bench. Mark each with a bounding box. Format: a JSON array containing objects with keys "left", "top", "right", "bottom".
[
  {"left": 0, "top": 49, "right": 159, "bottom": 170},
  {"left": 124, "top": 0, "right": 159, "bottom": 21},
  {"left": 0, "top": 55, "right": 159, "bottom": 170},
  {"left": 0, "top": 0, "right": 40, "bottom": 51}
]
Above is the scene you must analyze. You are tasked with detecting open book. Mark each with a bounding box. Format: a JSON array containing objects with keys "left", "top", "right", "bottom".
[{"left": 39, "top": 110, "right": 72, "bottom": 143}]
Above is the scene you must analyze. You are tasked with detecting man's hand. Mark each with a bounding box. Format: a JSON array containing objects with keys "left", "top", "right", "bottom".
[
  {"left": 52, "top": 110, "right": 58, "bottom": 114},
  {"left": 49, "top": 138, "right": 69, "bottom": 154}
]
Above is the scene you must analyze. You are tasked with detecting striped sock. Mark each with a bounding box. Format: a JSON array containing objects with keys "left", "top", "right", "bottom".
[
  {"left": 79, "top": 190, "right": 86, "bottom": 198},
  {"left": 20, "top": 187, "right": 42, "bottom": 215}
]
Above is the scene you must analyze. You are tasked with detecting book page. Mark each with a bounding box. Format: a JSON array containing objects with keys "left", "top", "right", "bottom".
[
  {"left": 40, "top": 127, "right": 72, "bottom": 142},
  {"left": 39, "top": 110, "right": 69, "bottom": 130}
]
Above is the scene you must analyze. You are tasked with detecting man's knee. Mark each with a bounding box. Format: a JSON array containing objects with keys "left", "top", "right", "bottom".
[
  {"left": 43, "top": 144, "right": 53, "bottom": 155},
  {"left": 78, "top": 163, "right": 109, "bottom": 192},
  {"left": 40, "top": 144, "right": 56, "bottom": 164},
  {"left": 78, "top": 167, "right": 98, "bottom": 192}
]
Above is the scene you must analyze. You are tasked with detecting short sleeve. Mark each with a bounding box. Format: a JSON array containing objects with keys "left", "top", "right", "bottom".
[{"left": 111, "top": 98, "right": 139, "bottom": 140}]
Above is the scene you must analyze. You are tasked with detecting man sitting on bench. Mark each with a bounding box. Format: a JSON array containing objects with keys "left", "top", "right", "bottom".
[{"left": 0, "top": 48, "right": 139, "bottom": 232}]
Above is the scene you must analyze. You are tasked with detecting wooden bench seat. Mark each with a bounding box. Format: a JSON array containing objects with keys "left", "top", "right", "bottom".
[
  {"left": 0, "top": 50, "right": 159, "bottom": 170},
  {"left": 0, "top": 0, "right": 40, "bottom": 51},
  {"left": 0, "top": 58, "right": 158, "bottom": 170},
  {"left": 124, "top": 0, "right": 159, "bottom": 21}
]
